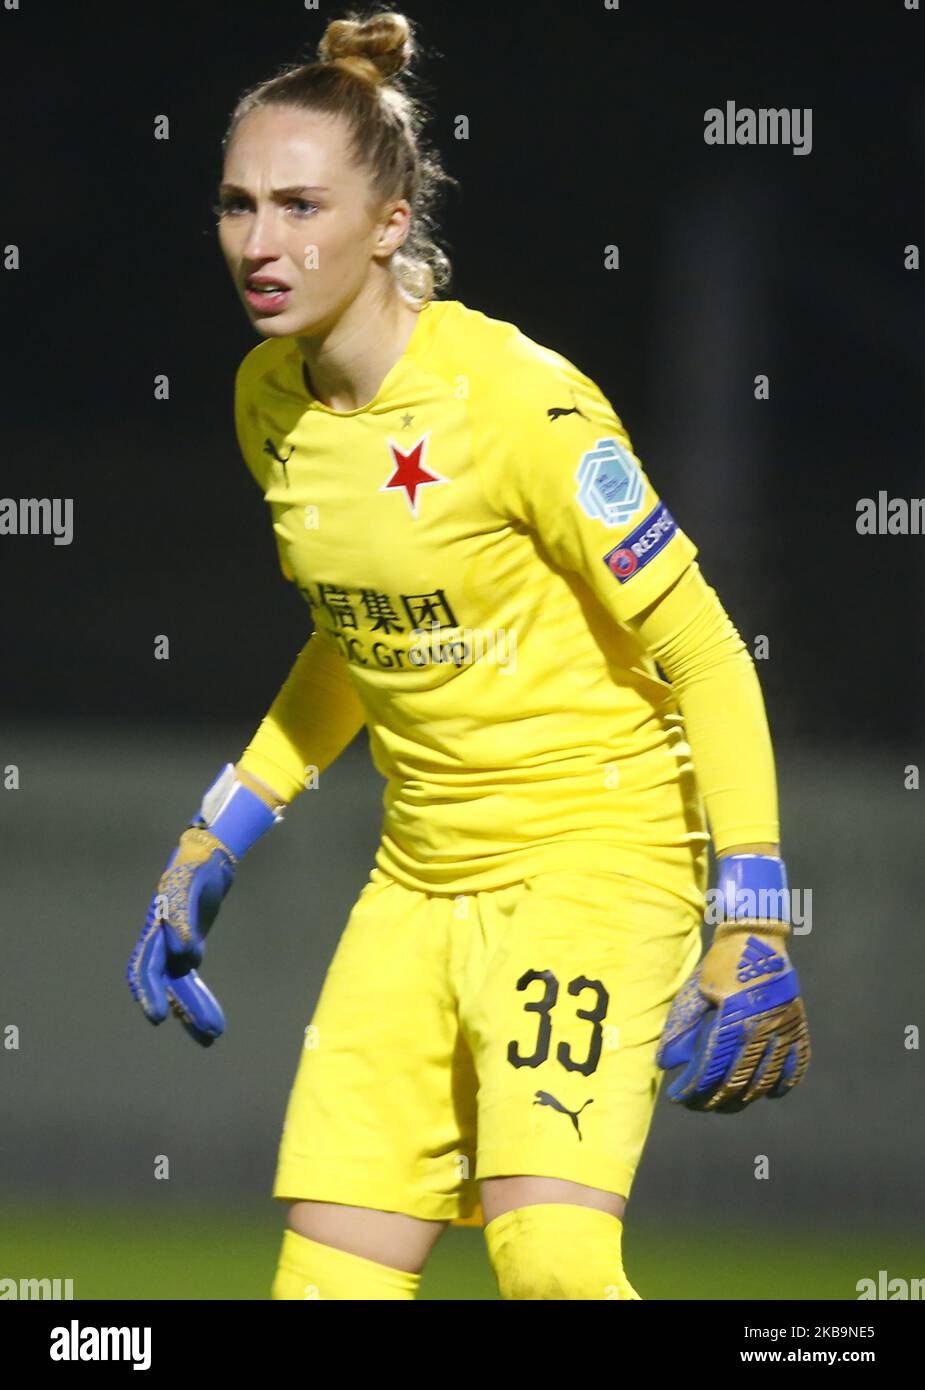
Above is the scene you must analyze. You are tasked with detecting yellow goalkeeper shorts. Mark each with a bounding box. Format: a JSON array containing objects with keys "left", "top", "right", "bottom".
[{"left": 272, "top": 864, "right": 702, "bottom": 1223}]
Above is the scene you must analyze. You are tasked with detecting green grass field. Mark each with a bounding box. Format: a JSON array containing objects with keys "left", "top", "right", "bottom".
[{"left": 2, "top": 1203, "right": 919, "bottom": 1300}]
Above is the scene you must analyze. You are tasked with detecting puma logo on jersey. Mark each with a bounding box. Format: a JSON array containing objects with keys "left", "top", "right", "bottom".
[
  {"left": 534, "top": 1090, "right": 593, "bottom": 1140},
  {"left": 263, "top": 439, "right": 294, "bottom": 487},
  {"left": 380, "top": 433, "right": 450, "bottom": 518},
  {"left": 736, "top": 936, "right": 787, "bottom": 983}
]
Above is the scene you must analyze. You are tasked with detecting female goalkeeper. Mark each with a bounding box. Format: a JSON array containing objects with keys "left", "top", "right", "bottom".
[{"left": 128, "top": 8, "right": 810, "bottom": 1301}]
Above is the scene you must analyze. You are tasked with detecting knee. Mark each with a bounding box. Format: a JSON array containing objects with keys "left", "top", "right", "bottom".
[{"left": 484, "top": 1203, "right": 642, "bottom": 1301}]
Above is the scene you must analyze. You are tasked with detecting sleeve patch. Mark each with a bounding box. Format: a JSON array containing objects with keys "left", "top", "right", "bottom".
[
  {"left": 575, "top": 438, "right": 645, "bottom": 527},
  {"left": 603, "top": 502, "right": 678, "bottom": 582}
]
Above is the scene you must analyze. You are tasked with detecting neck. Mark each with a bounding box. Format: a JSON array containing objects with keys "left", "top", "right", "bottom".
[{"left": 295, "top": 282, "right": 421, "bottom": 412}]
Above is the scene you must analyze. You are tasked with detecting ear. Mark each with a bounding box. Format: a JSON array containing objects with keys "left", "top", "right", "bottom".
[{"left": 376, "top": 197, "right": 412, "bottom": 256}]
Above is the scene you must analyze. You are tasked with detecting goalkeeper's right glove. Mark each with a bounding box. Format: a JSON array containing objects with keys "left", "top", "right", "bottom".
[{"left": 127, "top": 763, "right": 284, "bottom": 1046}]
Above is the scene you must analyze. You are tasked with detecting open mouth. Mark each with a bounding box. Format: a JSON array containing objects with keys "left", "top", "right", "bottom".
[{"left": 244, "top": 280, "right": 292, "bottom": 310}]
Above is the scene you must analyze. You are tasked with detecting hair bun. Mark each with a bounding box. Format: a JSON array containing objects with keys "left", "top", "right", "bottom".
[{"left": 317, "top": 11, "right": 414, "bottom": 88}]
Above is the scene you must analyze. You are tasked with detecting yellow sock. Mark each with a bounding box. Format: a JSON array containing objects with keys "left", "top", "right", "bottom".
[
  {"left": 271, "top": 1227, "right": 421, "bottom": 1301},
  {"left": 484, "top": 1203, "right": 642, "bottom": 1301}
]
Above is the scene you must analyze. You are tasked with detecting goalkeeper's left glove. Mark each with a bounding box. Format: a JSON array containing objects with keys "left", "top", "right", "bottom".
[{"left": 656, "top": 853, "right": 811, "bottom": 1112}]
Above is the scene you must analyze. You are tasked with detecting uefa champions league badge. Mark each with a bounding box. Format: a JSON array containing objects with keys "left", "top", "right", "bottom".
[{"left": 575, "top": 438, "right": 645, "bottom": 527}]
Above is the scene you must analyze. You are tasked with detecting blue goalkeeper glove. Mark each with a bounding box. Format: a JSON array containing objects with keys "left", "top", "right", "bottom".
[
  {"left": 656, "top": 854, "right": 811, "bottom": 1112},
  {"left": 127, "top": 764, "right": 284, "bottom": 1046}
]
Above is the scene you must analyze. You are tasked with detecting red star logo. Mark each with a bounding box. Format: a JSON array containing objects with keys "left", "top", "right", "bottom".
[{"left": 380, "top": 434, "right": 448, "bottom": 517}]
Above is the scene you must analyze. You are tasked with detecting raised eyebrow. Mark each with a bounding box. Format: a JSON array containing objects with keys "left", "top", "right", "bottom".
[{"left": 216, "top": 184, "right": 330, "bottom": 198}]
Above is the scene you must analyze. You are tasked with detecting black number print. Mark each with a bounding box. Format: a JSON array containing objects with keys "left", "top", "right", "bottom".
[
  {"left": 506, "top": 969, "right": 558, "bottom": 1068},
  {"left": 557, "top": 976, "right": 609, "bottom": 1076},
  {"left": 507, "top": 969, "right": 610, "bottom": 1076}
]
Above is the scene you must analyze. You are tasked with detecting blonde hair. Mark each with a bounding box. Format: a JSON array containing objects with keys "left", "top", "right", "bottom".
[{"left": 221, "top": 8, "right": 456, "bottom": 307}]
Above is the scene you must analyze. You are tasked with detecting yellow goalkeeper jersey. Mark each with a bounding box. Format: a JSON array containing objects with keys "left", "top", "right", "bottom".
[{"left": 235, "top": 298, "right": 709, "bottom": 910}]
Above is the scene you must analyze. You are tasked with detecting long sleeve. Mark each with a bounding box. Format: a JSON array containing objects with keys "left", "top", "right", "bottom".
[
  {"left": 628, "top": 561, "right": 780, "bottom": 853},
  {"left": 477, "top": 349, "right": 699, "bottom": 627},
  {"left": 237, "top": 627, "right": 368, "bottom": 803}
]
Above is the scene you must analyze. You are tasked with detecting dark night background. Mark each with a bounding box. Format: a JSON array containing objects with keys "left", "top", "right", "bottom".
[
  {"left": 2, "top": 0, "right": 922, "bottom": 739},
  {"left": 1, "top": 0, "right": 924, "bottom": 1298}
]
